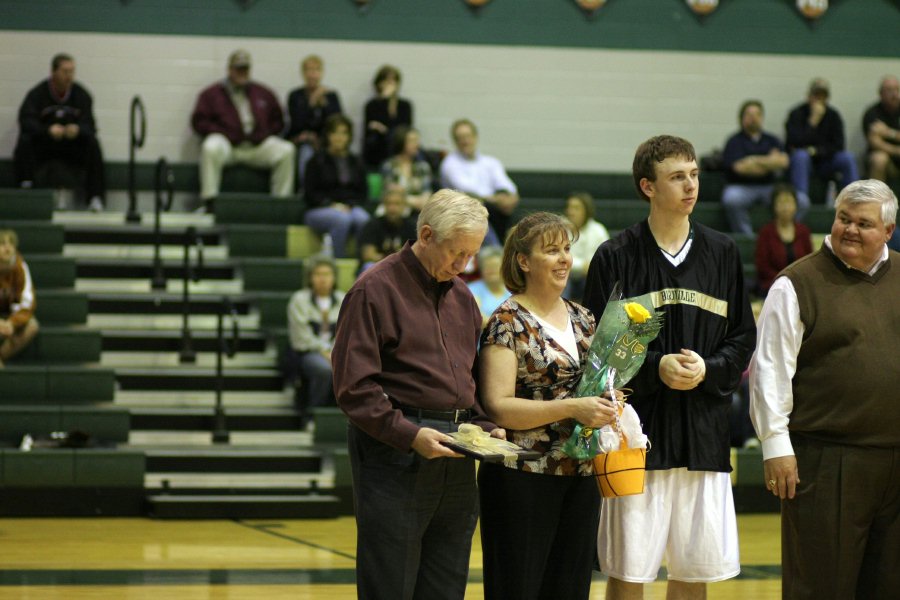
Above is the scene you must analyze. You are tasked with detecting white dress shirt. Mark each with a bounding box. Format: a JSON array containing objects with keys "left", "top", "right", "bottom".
[
  {"left": 439, "top": 151, "right": 517, "bottom": 199},
  {"left": 749, "top": 236, "right": 890, "bottom": 460}
]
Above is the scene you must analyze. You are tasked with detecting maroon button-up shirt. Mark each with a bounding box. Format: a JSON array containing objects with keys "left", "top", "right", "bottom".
[{"left": 332, "top": 242, "right": 493, "bottom": 451}]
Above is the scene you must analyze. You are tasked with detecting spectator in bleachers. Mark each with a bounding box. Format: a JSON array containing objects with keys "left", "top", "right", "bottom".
[
  {"left": 286, "top": 258, "right": 344, "bottom": 426},
  {"left": 380, "top": 126, "right": 433, "bottom": 214},
  {"left": 13, "top": 53, "right": 106, "bottom": 212},
  {"left": 862, "top": 75, "right": 900, "bottom": 184},
  {"left": 466, "top": 246, "right": 509, "bottom": 328},
  {"left": 0, "top": 230, "right": 39, "bottom": 367},
  {"left": 358, "top": 184, "right": 417, "bottom": 272},
  {"left": 721, "top": 100, "right": 797, "bottom": 234},
  {"left": 440, "top": 118, "right": 519, "bottom": 244},
  {"left": 785, "top": 78, "right": 858, "bottom": 204},
  {"left": 285, "top": 54, "right": 343, "bottom": 189},
  {"left": 304, "top": 114, "right": 371, "bottom": 258},
  {"left": 363, "top": 65, "right": 413, "bottom": 170},
  {"left": 754, "top": 184, "right": 813, "bottom": 297},
  {"left": 191, "top": 50, "right": 295, "bottom": 212},
  {"left": 564, "top": 191, "right": 609, "bottom": 302}
]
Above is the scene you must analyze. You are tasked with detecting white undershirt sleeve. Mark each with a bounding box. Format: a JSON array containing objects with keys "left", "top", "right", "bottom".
[{"left": 748, "top": 276, "right": 804, "bottom": 461}]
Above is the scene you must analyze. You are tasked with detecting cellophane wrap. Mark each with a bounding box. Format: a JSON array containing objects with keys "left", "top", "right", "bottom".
[{"left": 561, "top": 294, "right": 663, "bottom": 459}]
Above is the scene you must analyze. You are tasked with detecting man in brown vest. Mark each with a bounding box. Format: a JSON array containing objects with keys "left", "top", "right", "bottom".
[{"left": 749, "top": 179, "right": 900, "bottom": 599}]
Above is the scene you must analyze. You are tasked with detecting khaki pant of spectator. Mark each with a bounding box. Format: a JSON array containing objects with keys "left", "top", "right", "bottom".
[{"left": 199, "top": 133, "right": 295, "bottom": 200}]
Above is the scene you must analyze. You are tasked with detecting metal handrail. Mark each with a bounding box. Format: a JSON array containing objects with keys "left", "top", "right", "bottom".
[
  {"left": 212, "top": 296, "right": 240, "bottom": 444},
  {"left": 150, "top": 157, "right": 175, "bottom": 290},
  {"left": 178, "top": 226, "right": 204, "bottom": 364},
  {"left": 126, "top": 96, "right": 146, "bottom": 223}
]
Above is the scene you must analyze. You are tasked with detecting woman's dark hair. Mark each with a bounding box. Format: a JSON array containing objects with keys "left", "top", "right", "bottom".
[
  {"left": 567, "top": 191, "right": 595, "bottom": 222},
  {"left": 323, "top": 113, "right": 353, "bottom": 142},
  {"left": 389, "top": 125, "right": 416, "bottom": 157},
  {"left": 769, "top": 182, "right": 798, "bottom": 215},
  {"left": 306, "top": 257, "right": 337, "bottom": 290},
  {"left": 373, "top": 64, "right": 401, "bottom": 93}
]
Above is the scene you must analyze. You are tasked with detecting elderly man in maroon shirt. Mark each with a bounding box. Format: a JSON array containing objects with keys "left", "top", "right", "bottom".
[
  {"left": 332, "top": 189, "right": 503, "bottom": 600},
  {"left": 190, "top": 49, "right": 295, "bottom": 211}
]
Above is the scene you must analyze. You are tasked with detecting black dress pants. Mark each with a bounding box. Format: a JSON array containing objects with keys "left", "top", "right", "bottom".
[
  {"left": 348, "top": 422, "right": 478, "bottom": 600},
  {"left": 478, "top": 462, "right": 600, "bottom": 600}
]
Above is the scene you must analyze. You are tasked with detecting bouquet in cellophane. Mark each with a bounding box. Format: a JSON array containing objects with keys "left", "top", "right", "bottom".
[{"left": 562, "top": 288, "right": 663, "bottom": 461}]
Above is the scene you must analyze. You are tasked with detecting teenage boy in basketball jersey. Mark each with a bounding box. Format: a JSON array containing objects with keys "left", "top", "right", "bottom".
[{"left": 583, "top": 135, "right": 756, "bottom": 600}]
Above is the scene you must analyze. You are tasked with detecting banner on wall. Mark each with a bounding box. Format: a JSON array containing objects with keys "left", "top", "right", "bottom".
[
  {"left": 686, "top": 0, "right": 719, "bottom": 16},
  {"left": 574, "top": 0, "right": 608, "bottom": 19},
  {"left": 796, "top": 0, "right": 828, "bottom": 19}
]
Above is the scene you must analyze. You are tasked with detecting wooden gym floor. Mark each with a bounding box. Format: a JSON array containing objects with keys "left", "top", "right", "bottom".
[{"left": 0, "top": 514, "right": 782, "bottom": 599}]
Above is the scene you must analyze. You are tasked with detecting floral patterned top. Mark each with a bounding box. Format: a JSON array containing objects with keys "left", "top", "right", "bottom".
[{"left": 481, "top": 297, "right": 596, "bottom": 476}]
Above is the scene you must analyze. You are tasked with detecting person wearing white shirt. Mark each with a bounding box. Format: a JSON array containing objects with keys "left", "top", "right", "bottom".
[
  {"left": 563, "top": 192, "right": 609, "bottom": 302},
  {"left": 440, "top": 119, "right": 519, "bottom": 244},
  {"left": 749, "top": 179, "right": 900, "bottom": 599}
]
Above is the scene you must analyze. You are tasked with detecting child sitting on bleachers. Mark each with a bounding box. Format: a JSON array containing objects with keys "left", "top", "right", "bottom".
[{"left": 0, "top": 229, "right": 39, "bottom": 366}]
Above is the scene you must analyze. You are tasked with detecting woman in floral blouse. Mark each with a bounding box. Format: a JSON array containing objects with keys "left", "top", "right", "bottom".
[{"left": 478, "top": 211, "right": 617, "bottom": 600}]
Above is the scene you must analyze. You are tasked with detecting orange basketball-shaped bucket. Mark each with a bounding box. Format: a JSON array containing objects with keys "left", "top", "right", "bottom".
[{"left": 593, "top": 435, "right": 646, "bottom": 498}]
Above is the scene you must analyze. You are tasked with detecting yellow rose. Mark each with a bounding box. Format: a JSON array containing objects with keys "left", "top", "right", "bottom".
[{"left": 624, "top": 302, "right": 651, "bottom": 324}]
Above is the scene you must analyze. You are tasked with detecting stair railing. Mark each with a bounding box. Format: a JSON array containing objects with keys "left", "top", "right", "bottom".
[
  {"left": 178, "top": 226, "right": 204, "bottom": 364},
  {"left": 150, "top": 157, "right": 175, "bottom": 290},
  {"left": 212, "top": 296, "right": 240, "bottom": 444},
  {"left": 126, "top": 96, "right": 146, "bottom": 224}
]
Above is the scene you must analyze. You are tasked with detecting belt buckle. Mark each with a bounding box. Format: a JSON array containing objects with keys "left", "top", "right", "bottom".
[{"left": 453, "top": 409, "right": 467, "bottom": 424}]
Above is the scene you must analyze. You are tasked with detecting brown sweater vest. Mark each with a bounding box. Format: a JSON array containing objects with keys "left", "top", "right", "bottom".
[{"left": 783, "top": 245, "right": 900, "bottom": 447}]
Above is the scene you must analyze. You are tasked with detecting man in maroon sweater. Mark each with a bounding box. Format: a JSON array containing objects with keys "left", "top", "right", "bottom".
[{"left": 190, "top": 50, "right": 294, "bottom": 210}]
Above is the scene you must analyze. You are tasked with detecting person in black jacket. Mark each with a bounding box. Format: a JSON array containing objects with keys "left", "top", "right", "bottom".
[
  {"left": 362, "top": 65, "right": 413, "bottom": 169},
  {"left": 304, "top": 114, "right": 371, "bottom": 258},
  {"left": 13, "top": 53, "right": 106, "bottom": 211},
  {"left": 583, "top": 135, "right": 756, "bottom": 600},
  {"left": 785, "top": 78, "right": 859, "bottom": 205},
  {"left": 285, "top": 55, "right": 343, "bottom": 188}
]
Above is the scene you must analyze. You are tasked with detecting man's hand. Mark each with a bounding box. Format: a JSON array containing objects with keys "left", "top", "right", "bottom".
[
  {"left": 659, "top": 349, "right": 705, "bottom": 390},
  {"left": 809, "top": 100, "right": 826, "bottom": 126},
  {"left": 764, "top": 455, "right": 800, "bottom": 500},
  {"left": 49, "top": 124, "right": 65, "bottom": 140},
  {"left": 490, "top": 428, "right": 507, "bottom": 441},
  {"left": 64, "top": 124, "right": 79, "bottom": 139},
  {"left": 411, "top": 427, "right": 462, "bottom": 459}
]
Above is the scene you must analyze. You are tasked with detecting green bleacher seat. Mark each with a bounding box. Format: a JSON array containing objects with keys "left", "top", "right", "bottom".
[
  {"left": 0, "top": 366, "right": 115, "bottom": 404},
  {"left": 73, "top": 450, "right": 145, "bottom": 487},
  {"left": 0, "top": 189, "right": 54, "bottom": 220},
  {"left": 215, "top": 194, "right": 303, "bottom": 225},
  {"left": 17, "top": 327, "right": 102, "bottom": 363},
  {"left": 0, "top": 221, "right": 65, "bottom": 254},
  {"left": 226, "top": 225, "right": 288, "bottom": 257},
  {"left": 238, "top": 257, "right": 305, "bottom": 291},
  {"left": 2, "top": 449, "right": 75, "bottom": 487},
  {"left": 0, "top": 406, "right": 129, "bottom": 446},
  {"left": 313, "top": 407, "right": 348, "bottom": 444},
  {"left": 26, "top": 255, "right": 77, "bottom": 288},
  {"left": 36, "top": 290, "right": 89, "bottom": 325}
]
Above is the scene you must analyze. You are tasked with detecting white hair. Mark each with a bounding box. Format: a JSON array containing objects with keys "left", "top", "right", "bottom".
[
  {"left": 416, "top": 189, "right": 488, "bottom": 242},
  {"left": 834, "top": 179, "right": 898, "bottom": 225}
]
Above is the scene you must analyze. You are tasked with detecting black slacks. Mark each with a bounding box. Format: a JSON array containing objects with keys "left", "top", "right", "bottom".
[
  {"left": 14, "top": 133, "right": 106, "bottom": 200},
  {"left": 348, "top": 422, "right": 478, "bottom": 600},
  {"left": 478, "top": 461, "right": 600, "bottom": 600}
]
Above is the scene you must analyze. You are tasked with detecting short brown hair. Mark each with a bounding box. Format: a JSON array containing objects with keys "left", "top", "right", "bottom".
[
  {"left": 451, "top": 118, "right": 477, "bottom": 139},
  {"left": 373, "top": 64, "right": 401, "bottom": 92},
  {"left": 501, "top": 212, "right": 576, "bottom": 295},
  {"left": 632, "top": 135, "right": 697, "bottom": 202},
  {"left": 323, "top": 113, "right": 353, "bottom": 142},
  {"left": 51, "top": 53, "right": 73, "bottom": 72},
  {"left": 567, "top": 191, "right": 595, "bottom": 221}
]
